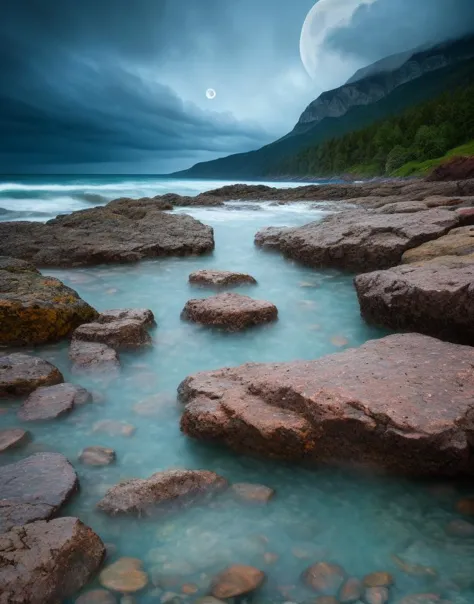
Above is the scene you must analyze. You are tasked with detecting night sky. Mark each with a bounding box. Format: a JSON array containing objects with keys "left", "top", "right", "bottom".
[{"left": 1, "top": 0, "right": 473, "bottom": 174}]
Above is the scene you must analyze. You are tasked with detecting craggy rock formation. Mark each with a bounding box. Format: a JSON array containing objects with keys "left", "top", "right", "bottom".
[
  {"left": 0, "top": 202, "right": 214, "bottom": 267},
  {"left": 0, "top": 353, "right": 63, "bottom": 397},
  {"left": 182, "top": 293, "right": 278, "bottom": 331},
  {"left": 69, "top": 341, "right": 120, "bottom": 374},
  {"left": 355, "top": 256, "right": 474, "bottom": 344},
  {"left": 0, "top": 453, "right": 78, "bottom": 532},
  {"left": 18, "top": 383, "right": 92, "bottom": 421},
  {"left": 0, "top": 517, "right": 105, "bottom": 604},
  {"left": 402, "top": 225, "right": 474, "bottom": 263},
  {"left": 254, "top": 209, "right": 461, "bottom": 271},
  {"left": 427, "top": 156, "right": 474, "bottom": 182},
  {"left": 189, "top": 269, "right": 257, "bottom": 287},
  {"left": 97, "top": 308, "right": 155, "bottom": 328},
  {"left": 0, "top": 429, "right": 30, "bottom": 453},
  {"left": 97, "top": 469, "right": 228, "bottom": 516},
  {"left": 180, "top": 334, "right": 474, "bottom": 477},
  {"left": 0, "top": 256, "right": 98, "bottom": 345},
  {"left": 72, "top": 318, "right": 152, "bottom": 350}
]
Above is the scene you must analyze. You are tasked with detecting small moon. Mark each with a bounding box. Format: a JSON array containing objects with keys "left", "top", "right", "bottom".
[
  {"left": 206, "top": 88, "right": 216, "bottom": 100},
  {"left": 300, "top": 0, "right": 377, "bottom": 87}
]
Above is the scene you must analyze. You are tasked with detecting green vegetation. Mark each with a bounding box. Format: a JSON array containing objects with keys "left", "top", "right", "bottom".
[{"left": 275, "top": 81, "right": 474, "bottom": 178}]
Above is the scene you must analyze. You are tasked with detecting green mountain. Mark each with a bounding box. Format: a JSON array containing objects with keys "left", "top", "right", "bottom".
[{"left": 174, "top": 35, "right": 474, "bottom": 179}]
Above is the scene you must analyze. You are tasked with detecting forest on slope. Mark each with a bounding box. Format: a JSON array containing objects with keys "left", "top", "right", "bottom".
[{"left": 273, "top": 74, "right": 474, "bottom": 179}]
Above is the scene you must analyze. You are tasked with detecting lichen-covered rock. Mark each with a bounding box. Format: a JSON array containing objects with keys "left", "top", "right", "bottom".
[
  {"left": 0, "top": 517, "right": 105, "bottom": 604},
  {"left": 0, "top": 453, "right": 78, "bottom": 532},
  {"left": 0, "top": 353, "right": 63, "bottom": 397},
  {"left": 0, "top": 428, "right": 30, "bottom": 453},
  {"left": 69, "top": 340, "right": 120, "bottom": 374},
  {"left": 98, "top": 308, "right": 155, "bottom": 327},
  {"left": 254, "top": 209, "right": 460, "bottom": 270},
  {"left": 97, "top": 469, "right": 228, "bottom": 516},
  {"left": 18, "top": 382, "right": 92, "bottom": 421},
  {"left": 181, "top": 293, "right": 278, "bottom": 331},
  {"left": 180, "top": 334, "right": 474, "bottom": 477},
  {"left": 189, "top": 270, "right": 257, "bottom": 287},
  {"left": 355, "top": 256, "right": 474, "bottom": 345},
  {"left": 211, "top": 565, "right": 265, "bottom": 599},
  {"left": 0, "top": 256, "right": 98, "bottom": 345},
  {"left": 402, "top": 225, "right": 474, "bottom": 263},
  {"left": 0, "top": 203, "right": 214, "bottom": 267},
  {"left": 72, "top": 319, "right": 152, "bottom": 350}
]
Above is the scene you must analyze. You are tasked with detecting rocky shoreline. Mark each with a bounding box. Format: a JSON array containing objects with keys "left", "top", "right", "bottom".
[{"left": 1, "top": 173, "right": 474, "bottom": 602}]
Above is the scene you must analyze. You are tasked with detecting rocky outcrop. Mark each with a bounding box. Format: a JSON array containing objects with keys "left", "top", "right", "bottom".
[
  {"left": 355, "top": 256, "right": 474, "bottom": 344},
  {"left": 0, "top": 453, "right": 78, "bottom": 532},
  {"left": 254, "top": 209, "right": 460, "bottom": 270},
  {"left": 0, "top": 517, "right": 105, "bottom": 604},
  {"left": 97, "top": 308, "right": 155, "bottom": 327},
  {"left": 0, "top": 202, "right": 214, "bottom": 267},
  {"left": 182, "top": 293, "right": 278, "bottom": 331},
  {"left": 180, "top": 334, "right": 474, "bottom": 477},
  {"left": 0, "top": 429, "right": 30, "bottom": 453},
  {"left": 97, "top": 469, "right": 228, "bottom": 516},
  {"left": 0, "top": 353, "right": 63, "bottom": 397},
  {"left": 254, "top": 227, "right": 291, "bottom": 249},
  {"left": 0, "top": 256, "right": 97, "bottom": 345},
  {"left": 402, "top": 225, "right": 474, "bottom": 263},
  {"left": 69, "top": 341, "right": 120, "bottom": 374},
  {"left": 189, "top": 270, "right": 257, "bottom": 287},
  {"left": 18, "top": 382, "right": 92, "bottom": 421},
  {"left": 427, "top": 156, "right": 474, "bottom": 181},
  {"left": 72, "top": 318, "right": 152, "bottom": 350}
]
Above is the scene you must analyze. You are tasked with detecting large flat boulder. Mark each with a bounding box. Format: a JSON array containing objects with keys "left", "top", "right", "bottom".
[
  {"left": 0, "top": 203, "right": 214, "bottom": 267},
  {"left": 18, "top": 382, "right": 92, "bottom": 421},
  {"left": 0, "top": 517, "right": 105, "bottom": 604},
  {"left": 0, "top": 353, "right": 63, "bottom": 397},
  {"left": 0, "top": 453, "right": 78, "bottom": 532},
  {"left": 98, "top": 308, "right": 155, "bottom": 327},
  {"left": 69, "top": 340, "right": 120, "bottom": 374},
  {"left": 180, "top": 334, "right": 474, "bottom": 477},
  {"left": 181, "top": 293, "right": 278, "bottom": 331},
  {"left": 254, "top": 209, "right": 460, "bottom": 271},
  {"left": 0, "top": 256, "right": 98, "bottom": 345},
  {"left": 72, "top": 319, "right": 152, "bottom": 350},
  {"left": 189, "top": 270, "right": 257, "bottom": 287},
  {"left": 97, "top": 469, "right": 228, "bottom": 516},
  {"left": 355, "top": 256, "right": 474, "bottom": 344},
  {"left": 402, "top": 226, "right": 474, "bottom": 263}
]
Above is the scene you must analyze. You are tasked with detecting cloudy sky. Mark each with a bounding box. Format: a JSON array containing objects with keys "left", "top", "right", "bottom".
[{"left": 1, "top": 0, "right": 473, "bottom": 174}]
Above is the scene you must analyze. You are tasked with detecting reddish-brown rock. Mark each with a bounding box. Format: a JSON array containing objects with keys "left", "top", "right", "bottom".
[
  {"left": 0, "top": 353, "right": 63, "bottom": 397},
  {"left": 0, "top": 428, "right": 30, "bottom": 453},
  {"left": 0, "top": 517, "right": 105, "bottom": 604},
  {"left": 254, "top": 209, "right": 460, "bottom": 270},
  {"left": 189, "top": 270, "right": 257, "bottom": 287},
  {"left": 355, "top": 256, "right": 474, "bottom": 345},
  {"left": 211, "top": 565, "right": 265, "bottom": 599},
  {"left": 427, "top": 156, "right": 474, "bottom": 181},
  {"left": 339, "top": 577, "right": 363, "bottom": 602},
  {"left": 18, "top": 382, "right": 91, "bottom": 421},
  {"left": 97, "top": 469, "right": 228, "bottom": 516},
  {"left": 180, "top": 334, "right": 474, "bottom": 477},
  {"left": 181, "top": 293, "right": 278, "bottom": 331}
]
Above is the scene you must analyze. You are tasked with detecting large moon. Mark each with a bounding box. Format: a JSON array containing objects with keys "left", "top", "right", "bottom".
[{"left": 300, "top": 0, "right": 377, "bottom": 89}]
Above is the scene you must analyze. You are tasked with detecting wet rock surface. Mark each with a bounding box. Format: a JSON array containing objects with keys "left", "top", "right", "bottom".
[
  {"left": 0, "top": 517, "right": 105, "bottom": 604},
  {"left": 98, "top": 308, "right": 156, "bottom": 327},
  {"left": 69, "top": 340, "right": 121, "bottom": 374},
  {"left": 254, "top": 209, "right": 460, "bottom": 271},
  {"left": 97, "top": 469, "right": 228, "bottom": 516},
  {"left": 355, "top": 256, "right": 474, "bottom": 344},
  {"left": 189, "top": 270, "right": 257, "bottom": 287},
  {"left": 180, "top": 333, "right": 474, "bottom": 477},
  {"left": 0, "top": 353, "right": 63, "bottom": 397},
  {"left": 0, "top": 428, "right": 30, "bottom": 453},
  {"left": 0, "top": 452, "right": 78, "bottom": 532},
  {"left": 402, "top": 225, "right": 474, "bottom": 263},
  {"left": 0, "top": 256, "right": 98, "bottom": 345},
  {"left": 211, "top": 565, "right": 265, "bottom": 599},
  {"left": 0, "top": 202, "right": 214, "bottom": 267},
  {"left": 302, "top": 562, "right": 346, "bottom": 594},
  {"left": 18, "top": 382, "right": 92, "bottom": 421},
  {"left": 182, "top": 293, "right": 278, "bottom": 331},
  {"left": 73, "top": 319, "right": 152, "bottom": 350},
  {"left": 99, "top": 558, "right": 148, "bottom": 594},
  {"left": 79, "top": 446, "right": 117, "bottom": 466}
]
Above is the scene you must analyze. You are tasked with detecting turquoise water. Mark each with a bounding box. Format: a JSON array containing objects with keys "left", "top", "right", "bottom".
[{"left": 1, "top": 194, "right": 474, "bottom": 603}]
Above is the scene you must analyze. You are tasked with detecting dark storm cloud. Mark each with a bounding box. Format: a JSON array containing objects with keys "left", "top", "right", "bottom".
[{"left": 327, "top": 0, "right": 474, "bottom": 65}]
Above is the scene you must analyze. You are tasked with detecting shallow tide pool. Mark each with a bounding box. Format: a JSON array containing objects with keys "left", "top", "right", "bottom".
[{"left": 1, "top": 202, "right": 474, "bottom": 604}]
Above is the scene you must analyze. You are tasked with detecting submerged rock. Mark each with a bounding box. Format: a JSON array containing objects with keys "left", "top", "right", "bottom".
[
  {"left": 254, "top": 209, "right": 460, "bottom": 270},
  {"left": 189, "top": 270, "right": 257, "bottom": 287},
  {"left": 79, "top": 446, "right": 116, "bottom": 466},
  {"left": 362, "top": 572, "right": 393, "bottom": 588},
  {"left": 402, "top": 225, "right": 474, "bottom": 263},
  {"left": 364, "top": 586, "right": 390, "bottom": 604},
  {"left": 0, "top": 256, "right": 98, "bottom": 346},
  {"left": 0, "top": 517, "right": 105, "bottom": 604},
  {"left": 76, "top": 589, "right": 117, "bottom": 604},
  {"left": 181, "top": 293, "right": 278, "bottom": 331},
  {"left": 72, "top": 319, "right": 152, "bottom": 350},
  {"left": 355, "top": 256, "right": 474, "bottom": 345},
  {"left": 0, "top": 428, "right": 30, "bottom": 453},
  {"left": 211, "top": 565, "right": 265, "bottom": 599},
  {"left": 339, "top": 577, "right": 363, "bottom": 603},
  {"left": 231, "top": 483, "right": 275, "bottom": 504},
  {"left": 97, "top": 469, "right": 228, "bottom": 516},
  {"left": 180, "top": 334, "right": 474, "bottom": 477},
  {"left": 99, "top": 558, "right": 148, "bottom": 594},
  {"left": 0, "top": 204, "right": 215, "bottom": 267},
  {"left": 92, "top": 420, "right": 136, "bottom": 437},
  {"left": 0, "top": 353, "right": 63, "bottom": 397},
  {"left": 445, "top": 519, "right": 474, "bottom": 537},
  {"left": 0, "top": 452, "right": 78, "bottom": 532},
  {"left": 69, "top": 340, "right": 121, "bottom": 374},
  {"left": 302, "top": 562, "right": 346, "bottom": 594},
  {"left": 18, "top": 382, "right": 92, "bottom": 421},
  {"left": 98, "top": 308, "right": 156, "bottom": 328}
]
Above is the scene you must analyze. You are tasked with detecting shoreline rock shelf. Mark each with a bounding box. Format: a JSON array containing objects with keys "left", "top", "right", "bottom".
[{"left": 180, "top": 333, "right": 474, "bottom": 477}]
